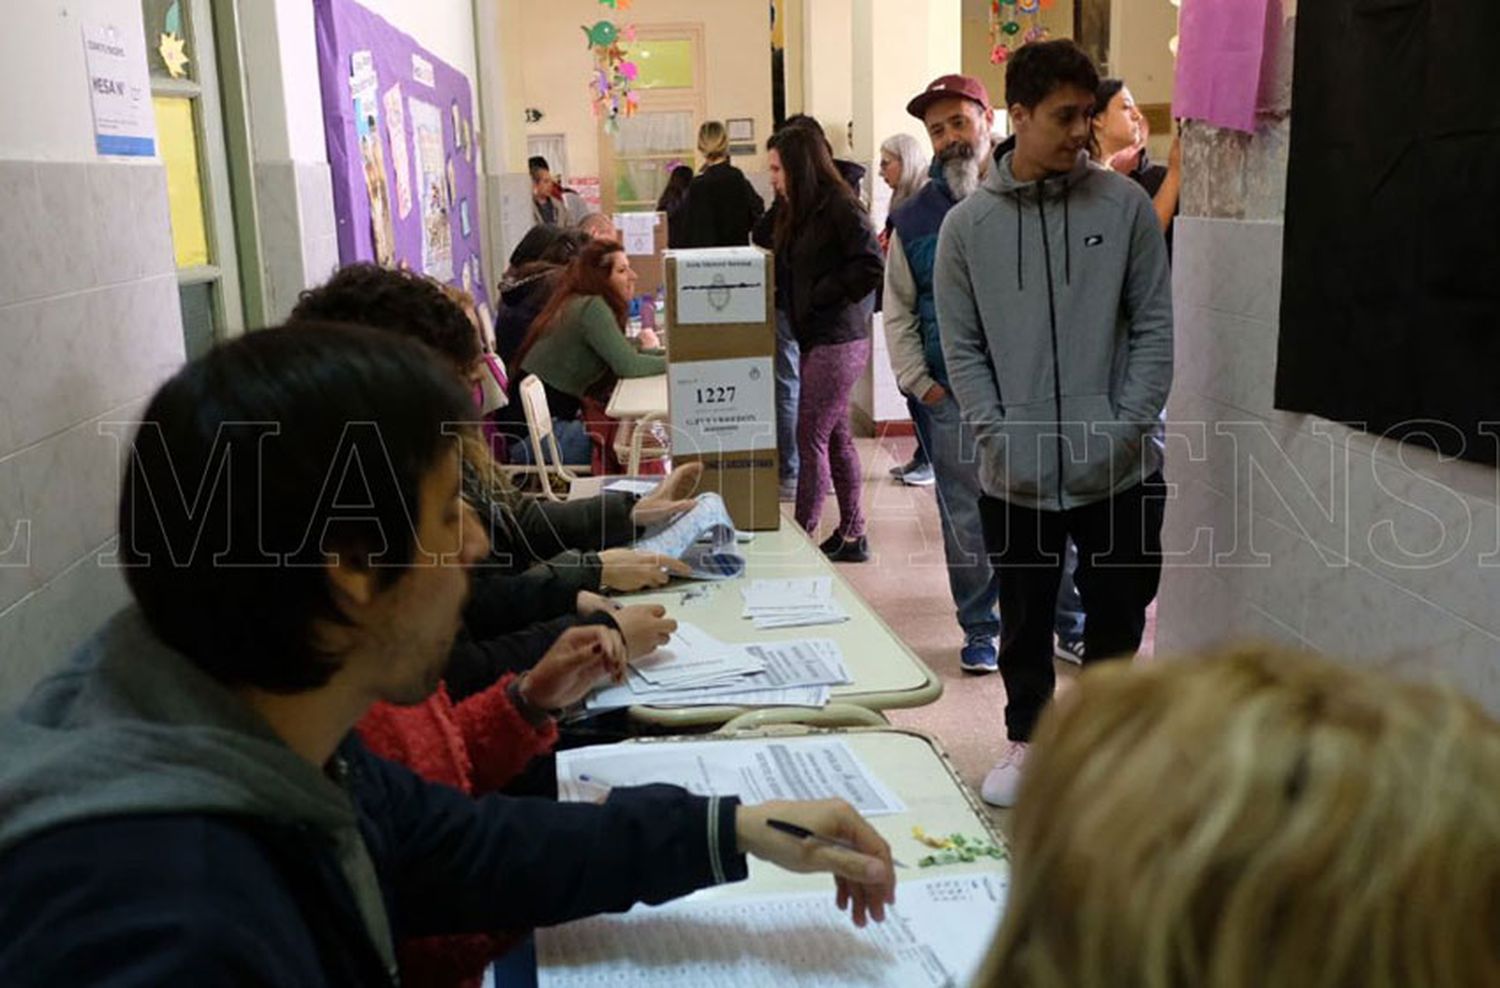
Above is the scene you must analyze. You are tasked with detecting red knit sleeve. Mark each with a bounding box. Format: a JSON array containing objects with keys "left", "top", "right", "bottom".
[
  {"left": 397, "top": 931, "right": 526, "bottom": 988},
  {"left": 450, "top": 673, "right": 559, "bottom": 794},
  {"left": 356, "top": 695, "right": 473, "bottom": 792}
]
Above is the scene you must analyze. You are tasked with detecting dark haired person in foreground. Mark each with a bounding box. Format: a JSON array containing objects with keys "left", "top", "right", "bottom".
[
  {"left": 0, "top": 325, "right": 895, "bottom": 984},
  {"left": 936, "top": 40, "right": 1173, "bottom": 807}
]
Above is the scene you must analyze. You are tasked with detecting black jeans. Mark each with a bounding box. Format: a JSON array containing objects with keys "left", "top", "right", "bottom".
[{"left": 978, "top": 473, "right": 1166, "bottom": 741}]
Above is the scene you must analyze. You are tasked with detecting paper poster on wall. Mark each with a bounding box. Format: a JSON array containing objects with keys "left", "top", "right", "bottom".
[
  {"left": 672, "top": 247, "right": 768, "bottom": 325},
  {"left": 382, "top": 83, "right": 413, "bottom": 219},
  {"left": 571, "top": 176, "right": 602, "bottom": 212},
  {"left": 82, "top": 23, "right": 155, "bottom": 157},
  {"left": 408, "top": 97, "right": 452, "bottom": 280},
  {"left": 669, "top": 357, "right": 776, "bottom": 454},
  {"left": 351, "top": 51, "right": 396, "bottom": 265},
  {"left": 314, "top": 0, "right": 487, "bottom": 305}
]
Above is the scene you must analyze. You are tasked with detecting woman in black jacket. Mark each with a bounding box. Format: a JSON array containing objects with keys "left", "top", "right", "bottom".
[
  {"left": 767, "top": 125, "right": 883, "bottom": 562},
  {"left": 675, "top": 120, "right": 765, "bottom": 248}
]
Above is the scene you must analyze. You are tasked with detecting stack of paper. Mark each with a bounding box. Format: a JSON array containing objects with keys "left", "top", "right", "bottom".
[
  {"left": 586, "top": 633, "right": 851, "bottom": 711},
  {"left": 629, "top": 624, "right": 764, "bottom": 691},
  {"left": 741, "top": 577, "right": 850, "bottom": 630}
]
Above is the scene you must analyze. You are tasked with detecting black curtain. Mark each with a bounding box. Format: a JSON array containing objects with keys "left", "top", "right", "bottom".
[{"left": 1276, "top": 0, "right": 1500, "bottom": 464}]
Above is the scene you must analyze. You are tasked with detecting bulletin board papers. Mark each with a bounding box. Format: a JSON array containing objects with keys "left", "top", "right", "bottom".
[
  {"left": 585, "top": 639, "right": 850, "bottom": 712},
  {"left": 82, "top": 23, "right": 155, "bottom": 157},
  {"left": 669, "top": 358, "right": 776, "bottom": 455},
  {"left": 556, "top": 736, "right": 906, "bottom": 816},
  {"left": 536, "top": 873, "right": 1007, "bottom": 988},
  {"left": 671, "top": 247, "right": 769, "bottom": 325},
  {"left": 634, "top": 492, "right": 744, "bottom": 580}
]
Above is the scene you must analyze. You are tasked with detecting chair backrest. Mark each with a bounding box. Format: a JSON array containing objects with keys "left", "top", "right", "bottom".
[
  {"left": 518, "top": 374, "right": 554, "bottom": 446},
  {"left": 518, "top": 373, "right": 572, "bottom": 497}
]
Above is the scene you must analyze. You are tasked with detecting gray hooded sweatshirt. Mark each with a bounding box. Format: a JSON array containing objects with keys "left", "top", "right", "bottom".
[
  {"left": 0, "top": 608, "right": 399, "bottom": 979},
  {"left": 934, "top": 148, "right": 1173, "bottom": 511}
]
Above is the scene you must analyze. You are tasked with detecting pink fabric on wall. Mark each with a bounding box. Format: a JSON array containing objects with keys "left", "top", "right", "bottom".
[{"left": 1172, "top": 0, "right": 1282, "bottom": 133}]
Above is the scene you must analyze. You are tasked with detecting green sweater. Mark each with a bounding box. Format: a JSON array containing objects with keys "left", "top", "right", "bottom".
[{"left": 520, "top": 296, "right": 666, "bottom": 399}]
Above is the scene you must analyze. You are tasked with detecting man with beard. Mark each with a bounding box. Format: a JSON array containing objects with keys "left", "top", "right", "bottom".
[
  {"left": 884, "top": 75, "right": 1085, "bottom": 677},
  {"left": 935, "top": 41, "right": 1172, "bottom": 808}
]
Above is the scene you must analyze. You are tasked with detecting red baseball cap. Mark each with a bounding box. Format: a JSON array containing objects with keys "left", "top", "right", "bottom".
[{"left": 906, "top": 74, "right": 992, "bottom": 121}]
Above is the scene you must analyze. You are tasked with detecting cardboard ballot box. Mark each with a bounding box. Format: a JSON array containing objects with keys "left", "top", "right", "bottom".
[
  {"left": 665, "top": 246, "right": 779, "bottom": 531},
  {"left": 613, "top": 211, "right": 668, "bottom": 296}
]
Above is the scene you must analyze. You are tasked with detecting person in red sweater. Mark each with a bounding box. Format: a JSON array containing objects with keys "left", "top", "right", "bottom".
[{"left": 358, "top": 617, "right": 659, "bottom": 988}]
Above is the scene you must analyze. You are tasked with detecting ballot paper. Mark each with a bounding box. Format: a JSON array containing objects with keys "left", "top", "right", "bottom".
[
  {"left": 585, "top": 639, "right": 850, "bottom": 711},
  {"left": 535, "top": 873, "right": 1007, "bottom": 988},
  {"left": 602, "top": 478, "right": 660, "bottom": 496},
  {"left": 742, "top": 577, "right": 850, "bottom": 630},
  {"left": 556, "top": 736, "right": 906, "bottom": 815},
  {"left": 635, "top": 492, "right": 745, "bottom": 580},
  {"left": 630, "top": 624, "right": 764, "bottom": 690}
]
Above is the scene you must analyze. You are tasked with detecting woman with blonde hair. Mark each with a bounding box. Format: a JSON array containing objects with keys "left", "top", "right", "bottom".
[
  {"left": 978, "top": 647, "right": 1500, "bottom": 988},
  {"left": 675, "top": 119, "right": 765, "bottom": 247}
]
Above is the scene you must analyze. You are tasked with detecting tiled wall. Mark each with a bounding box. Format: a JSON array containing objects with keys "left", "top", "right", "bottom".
[
  {"left": 255, "top": 159, "right": 339, "bottom": 322},
  {"left": 0, "top": 159, "right": 186, "bottom": 703},
  {"left": 1158, "top": 217, "right": 1500, "bottom": 712}
]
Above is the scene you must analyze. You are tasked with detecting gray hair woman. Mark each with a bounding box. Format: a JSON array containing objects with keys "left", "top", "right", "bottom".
[{"left": 878, "top": 133, "right": 930, "bottom": 213}]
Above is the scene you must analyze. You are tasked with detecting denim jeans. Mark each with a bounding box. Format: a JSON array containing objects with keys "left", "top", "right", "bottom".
[
  {"left": 911, "top": 393, "right": 1086, "bottom": 643},
  {"left": 507, "top": 419, "right": 593, "bottom": 467},
  {"left": 774, "top": 308, "right": 800, "bottom": 482},
  {"left": 902, "top": 394, "right": 931, "bottom": 471}
]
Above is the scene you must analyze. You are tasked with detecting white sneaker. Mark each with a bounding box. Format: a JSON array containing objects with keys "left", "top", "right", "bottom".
[{"left": 980, "top": 741, "right": 1030, "bottom": 808}]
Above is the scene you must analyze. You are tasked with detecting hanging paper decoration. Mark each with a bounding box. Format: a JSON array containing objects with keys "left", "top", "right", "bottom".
[
  {"left": 989, "top": 0, "right": 1052, "bottom": 65},
  {"left": 584, "top": 13, "right": 639, "bottom": 134},
  {"left": 158, "top": 0, "right": 190, "bottom": 78}
]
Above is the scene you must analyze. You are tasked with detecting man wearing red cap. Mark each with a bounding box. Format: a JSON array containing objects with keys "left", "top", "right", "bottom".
[{"left": 884, "top": 73, "right": 1085, "bottom": 680}]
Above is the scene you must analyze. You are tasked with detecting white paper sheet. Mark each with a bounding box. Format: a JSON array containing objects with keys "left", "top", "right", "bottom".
[
  {"left": 603, "top": 478, "right": 660, "bottom": 496},
  {"left": 585, "top": 639, "right": 849, "bottom": 711},
  {"left": 671, "top": 247, "right": 768, "bottom": 325},
  {"left": 535, "top": 873, "right": 1007, "bottom": 988},
  {"left": 669, "top": 358, "right": 777, "bottom": 455},
  {"left": 741, "top": 578, "right": 849, "bottom": 629},
  {"left": 614, "top": 212, "right": 659, "bottom": 256},
  {"left": 556, "top": 736, "right": 905, "bottom": 815}
]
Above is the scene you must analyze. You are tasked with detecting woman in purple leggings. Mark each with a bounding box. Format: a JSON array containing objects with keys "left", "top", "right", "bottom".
[{"left": 766, "top": 126, "right": 884, "bottom": 562}]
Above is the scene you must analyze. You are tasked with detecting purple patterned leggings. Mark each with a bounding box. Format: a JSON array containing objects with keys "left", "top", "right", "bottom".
[{"left": 794, "top": 336, "right": 871, "bottom": 539}]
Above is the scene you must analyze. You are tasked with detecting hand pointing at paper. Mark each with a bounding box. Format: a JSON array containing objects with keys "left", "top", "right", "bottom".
[{"left": 735, "top": 799, "right": 897, "bottom": 928}]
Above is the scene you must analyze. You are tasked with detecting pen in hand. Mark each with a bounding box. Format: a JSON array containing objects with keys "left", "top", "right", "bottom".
[{"left": 766, "top": 817, "right": 909, "bottom": 869}]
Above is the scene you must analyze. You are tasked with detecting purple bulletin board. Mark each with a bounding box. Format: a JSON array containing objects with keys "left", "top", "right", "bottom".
[{"left": 313, "top": 0, "right": 488, "bottom": 307}]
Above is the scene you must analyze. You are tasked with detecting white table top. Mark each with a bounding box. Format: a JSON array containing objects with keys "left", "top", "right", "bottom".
[
  {"left": 569, "top": 482, "right": 942, "bottom": 728},
  {"left": 605, "top": 374, "right": 668, "bottom": 420},
  {"left": 530, "top": 728, "right": 1006, "bottom": 983}
]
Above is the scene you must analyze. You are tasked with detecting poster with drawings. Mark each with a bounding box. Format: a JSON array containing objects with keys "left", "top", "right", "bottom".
[
  {"left": 313, "top": 0, "right": 488, "bottom": 306},
  {"left": 408, "top": 97, "right": 452, "bottom": 281}
]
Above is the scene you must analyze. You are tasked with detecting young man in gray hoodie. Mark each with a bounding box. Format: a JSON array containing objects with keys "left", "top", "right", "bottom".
[{"left": 934, "top": 40, "right": 1173, "bottom": 807}]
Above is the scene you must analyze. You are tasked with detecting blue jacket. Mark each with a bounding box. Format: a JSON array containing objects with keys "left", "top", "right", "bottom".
[
  {"left": 890, "top": 160, "right": 961, "bottom": 389},
  {"left": 0, "top": 609, "right": 746, "bottom": 986}
]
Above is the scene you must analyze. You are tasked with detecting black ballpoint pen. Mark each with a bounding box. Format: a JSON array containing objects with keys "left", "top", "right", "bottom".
[{"left": 766, "top": 817, "right": 909, "bottom": 869}]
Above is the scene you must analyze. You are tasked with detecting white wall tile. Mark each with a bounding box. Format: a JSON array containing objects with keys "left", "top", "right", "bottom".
[
  {"left": 1162, "top": 216, "right": 1500, "bottom": 706},
  {"left": 0, "top": 290, "right": 93, "bottom": 451},
  {"left": 0, "top": 554, "right": 130, "bottom": 708},
  {"left": 84, "top": 162, "right": 142, "bottom": 286},
  {"left": 0, "top": 454, "right": 31, "bottom": 614},
  {"left": 129, "top": 164, "right": 177, "bottom": 278},
  {"left": 0, "top": 161, "right": 82, "bottom": 304}
]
